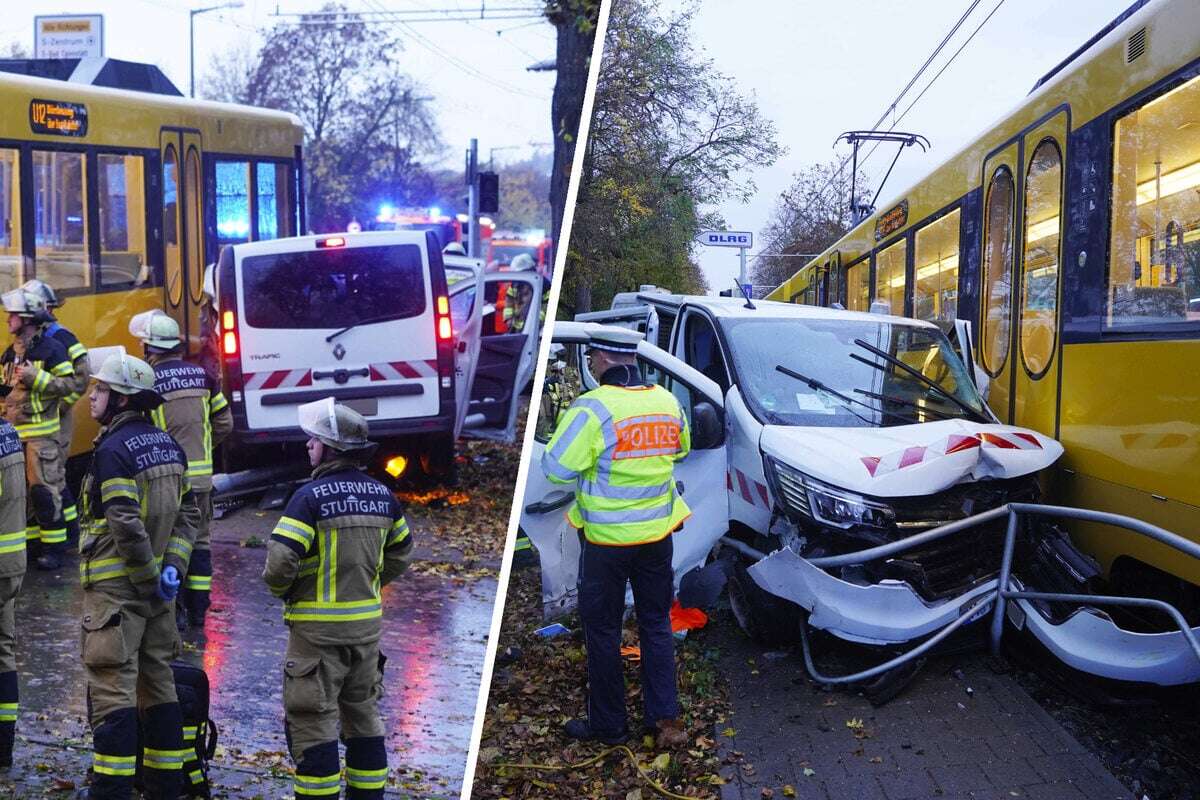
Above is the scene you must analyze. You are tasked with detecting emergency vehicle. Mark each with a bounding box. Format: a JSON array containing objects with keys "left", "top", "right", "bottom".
[
  {"left": 521, "top": 293, "right": 1200, "bottom": 690},
  {"left": 487, "top": 233, "right": 553, "bottom": 280},
  {"left": 210, "top": 231, "right": 540, "bottom": 478},
  {"left": 373, "top": 208, "right": 495, "bottom": 251}
]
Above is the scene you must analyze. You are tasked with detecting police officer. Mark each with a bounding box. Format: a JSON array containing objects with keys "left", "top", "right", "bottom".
[
  {"left": 541, "top": 328, "right": 690, "bottom": 747},
  {"left": 78, "top": 351, "right": 200, "bottom": 799},
  {"left": 0, "top": 288, "right": 75, "bottom": 570},
  {"left": 0, "top": 417, "right": 24, "bottom": 768},
  {"left": 263, "top": 398, "right": 413, "bottom": 799},
  {"left": 130, "top": 310, "right": 232, "bottom": 630},
  {"left": 21, "top": 279, "right": 89, "bottom": 549}
]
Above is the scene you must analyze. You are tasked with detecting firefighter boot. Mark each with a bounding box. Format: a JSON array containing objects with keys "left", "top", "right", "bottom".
[
  {"left": 293, "top": 740, "right": 341, "bottom": 799},
  {"left": 31, "top": 484, "right": 65, "bottom": 571},
  {"left": 345, "top": 736, "right": 387, "bottom": 799},
  {"left": 89, "top": 707, "right": 137, "bottom": 799},
  {"left": 0, "top": 670, "right": 16, "bottom": 768},
  {"left": 181, "top": 548, "right": 212, "bottom": 629},
  {"left": 141, "top": 702, "right": 185, "bottom": 799},
  {"left": 61, "top": 483, "right": 80, "bottom": 549}
]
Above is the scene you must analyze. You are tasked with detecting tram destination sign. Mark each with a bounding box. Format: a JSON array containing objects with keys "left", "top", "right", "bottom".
[
  {"left": 696, "top": 230, "right": 753, "bottom": 248},
  {"left": 29, "top": 99, "right": 88, "bottom": 137},
  {"left": 874, "top": 200, "right": 908, "bottom": 241}
]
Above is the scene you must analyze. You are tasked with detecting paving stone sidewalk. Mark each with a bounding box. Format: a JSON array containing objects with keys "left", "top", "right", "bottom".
[{"left": 710, "top": 611, "right": 1132, "bottom": 800}]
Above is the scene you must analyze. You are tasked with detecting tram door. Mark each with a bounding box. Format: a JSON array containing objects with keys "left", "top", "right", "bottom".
[
  {"left": 977, "top": 112, "right": 1067, "bottom": 434},
  {"left": 159, "top": 130, "right": 205, "bottom": 356}
]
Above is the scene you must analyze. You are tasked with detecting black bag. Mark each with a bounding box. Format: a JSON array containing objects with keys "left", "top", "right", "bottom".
[{"left": 172, "top": 660, "right": 219, "bottom": 798}]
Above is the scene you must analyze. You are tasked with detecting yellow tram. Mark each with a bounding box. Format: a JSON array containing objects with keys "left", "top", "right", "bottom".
[
  {"left": 768, "top": 0, "right": 1200, "bottom": 602},
  {"left": 0, "top": 66, "right": 304, "bottom": 454}
]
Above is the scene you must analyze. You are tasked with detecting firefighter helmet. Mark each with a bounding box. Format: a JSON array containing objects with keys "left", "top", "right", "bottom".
[
  {"left": 20, "top": 279, "right": 61, "bottom": 309},
  {"left": 93, "top": 351, "right": 159, "bottom": 397},
  {"left": 510, "top": 253, "right": 536, "bottom": 271},
  {"left": 129, "top": 310, "right": 183, "bottom": 351},
  {"left": 298, "top": 397, "right": 372, "bottom": 451},
  {"left": 1, "top": 288, "right": 50, "bottom": 321}
]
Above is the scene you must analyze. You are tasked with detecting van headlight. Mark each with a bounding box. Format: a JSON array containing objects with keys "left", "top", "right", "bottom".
[{"left": 765, "top": 457, "right": 894, "bottom": 530}]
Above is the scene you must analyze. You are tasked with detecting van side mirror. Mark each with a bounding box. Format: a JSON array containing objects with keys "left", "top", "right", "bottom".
[{"left": 692, "top": 401, "right": 722, "bottom": 450}]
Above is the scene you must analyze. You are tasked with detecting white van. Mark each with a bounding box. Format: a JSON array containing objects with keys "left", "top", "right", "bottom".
[
  {"left": 521, "top": 296, "right": 1065, "bottom": 646},
  {"left": 213, "top": 231, "right": 539, "bottom": 476}
]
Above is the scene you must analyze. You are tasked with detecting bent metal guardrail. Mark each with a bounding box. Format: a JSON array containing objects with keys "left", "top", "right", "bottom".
[{"left": 787, "top": 502, "right": 1200, "bottom": 686}]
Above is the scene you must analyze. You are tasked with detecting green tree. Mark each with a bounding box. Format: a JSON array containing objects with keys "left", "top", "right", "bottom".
[{"left": 563, "top": 0, "right": 782, "bottom": 315}]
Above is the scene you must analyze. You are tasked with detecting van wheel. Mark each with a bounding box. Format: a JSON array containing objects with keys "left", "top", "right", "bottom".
[
  {"left": 727, "top": 559, "right": 801, "bottom": 647},
  {"left": 419, "top": 435, "right": 458, "bottom": 485}
]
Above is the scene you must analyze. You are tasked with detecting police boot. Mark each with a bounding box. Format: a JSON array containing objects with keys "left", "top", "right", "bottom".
[
  {"left": 140, "top": 702, "right": 185, "bottom": 800},
  {"left": 345, "top": 736, "right": 386, "bottom": 799},
  {"left": 293, "top": 740, "right": 341, "bottom": 799},
  {"left": 90, "top": 707, "right": 138, "bottom": 799},
  {"left": 0, "top": 670, "right": 17, "bottom": 768}
]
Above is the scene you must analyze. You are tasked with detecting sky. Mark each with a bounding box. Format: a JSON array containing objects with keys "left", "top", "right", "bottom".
[
  {"left": 661, "top": 0, "right": 1136, "bottom": 293},
  {"left": 1, "top": 0, "right": 556, "bottom": 174}
]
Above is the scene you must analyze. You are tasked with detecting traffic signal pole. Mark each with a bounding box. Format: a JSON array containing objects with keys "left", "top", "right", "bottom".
[{"left": 467, "top": 138, "right": 481, "bottom": 259}]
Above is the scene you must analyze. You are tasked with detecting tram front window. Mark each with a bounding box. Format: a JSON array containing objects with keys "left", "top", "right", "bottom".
[
  {"left": 1108, "top": 73, "right": 1200, "bottom": 327},
  {"left": 216, "top": 161, "right": 251, "bottom": 246}
]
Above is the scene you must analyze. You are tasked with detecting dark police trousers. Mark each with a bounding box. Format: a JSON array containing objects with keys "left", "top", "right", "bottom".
[{"left": 577, "top": 530, "right": 678, "bottom": 735}]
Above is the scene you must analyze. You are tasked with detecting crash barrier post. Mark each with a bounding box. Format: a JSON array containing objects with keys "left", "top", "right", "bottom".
[{"left": 781, "top": 502, "right": 1200, "bottom": 685}]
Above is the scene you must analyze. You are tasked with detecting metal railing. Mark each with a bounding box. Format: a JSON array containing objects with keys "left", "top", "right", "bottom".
[{"left": 774, "top": 502, "right": 1200, "bottom": 685}]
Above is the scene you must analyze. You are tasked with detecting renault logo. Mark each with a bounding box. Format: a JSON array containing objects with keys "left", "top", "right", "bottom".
[{"left": 333, "top": 343, "right": 346, "bottom": 361}]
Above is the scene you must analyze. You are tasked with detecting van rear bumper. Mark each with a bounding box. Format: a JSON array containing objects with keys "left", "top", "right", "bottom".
[{"left": 232, "top": 410, "right": 455, "bottom": 445}]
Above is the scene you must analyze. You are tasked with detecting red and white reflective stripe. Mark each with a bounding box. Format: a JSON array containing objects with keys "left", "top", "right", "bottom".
[
  {"left": 860, "top": 431, "right": 1043, "bottom": 476},
  {"left": 727, "top": 468, "right": 770, "bottom": 508},
  {"left": 369, "top": 360, "right": 439, "bottom": 381},
  {"left": 242, "top": 369, "right": 313, "bottom": 391}
]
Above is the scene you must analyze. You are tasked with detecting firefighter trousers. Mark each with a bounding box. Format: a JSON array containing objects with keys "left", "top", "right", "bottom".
[
  {"left": 53, "top": 409, "right": 79, "bottom": 544},
  {"left": 283, "top": 634, "right": 387, "bottom": 799},
  {"left": 0, "top": 576, "right": 22, "bottom": 765},
  {"left": 24, "top": 436, "right": 67, "bottom": 553},
  {"left": 81, "top": 585, "right": 185, "bottom": 799},
  {"left": 180, "top": 492, "right": 212, "bottom": 625}
]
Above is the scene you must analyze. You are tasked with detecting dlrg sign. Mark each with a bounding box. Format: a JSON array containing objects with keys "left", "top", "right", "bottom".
[{"left": 696, "top": 230, "right": 753, "bottom": 249}]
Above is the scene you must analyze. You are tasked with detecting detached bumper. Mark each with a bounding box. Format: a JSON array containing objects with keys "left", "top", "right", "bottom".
[{"left": 748, "top": 546, "right": 996, "bottom": 646}]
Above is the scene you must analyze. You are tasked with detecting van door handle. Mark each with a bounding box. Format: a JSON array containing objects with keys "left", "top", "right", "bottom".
[
  {"left": 525, "top": 490, "right": 573, "bottom": 514},
  {"left": 313, "top": 368, "right": 369, "bottom": 385}
]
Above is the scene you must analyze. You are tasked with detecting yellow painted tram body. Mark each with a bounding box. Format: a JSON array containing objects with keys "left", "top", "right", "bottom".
[
  {"left": 0, "top": 68, "right": 304, "bottom": 454},
  {"left": 768, "top": 0, "right": 1200, "bottom": 595}
]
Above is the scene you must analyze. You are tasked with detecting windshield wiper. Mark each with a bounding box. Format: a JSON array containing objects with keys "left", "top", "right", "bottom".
[
  {"left": 774, "top": 364, "right": 915, "bottom": 426},
  {"left": 852, "top": 386, "right": 955, "bottom": 421},
  {"left": 850, "top": 338, "right": 989, "bottom": 423},
  {"left": 325, "top": 314, "right": 408, "bottom": 343}
]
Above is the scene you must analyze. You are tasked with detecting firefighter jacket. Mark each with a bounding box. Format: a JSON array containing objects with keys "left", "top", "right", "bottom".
[
  {"left": 0, "top": 422, "right": 23, "bottom": 579},
  {"left": 542, "top": 368, "right": 691, "bottom": 546},
  {"left": 0, "top": 333, "right": 74, "bottom": 440},
  {"left": 264, "top": 459, "right": 413, "bottom": 647},
  {"left": 78, "top": 411, "right": 201, "bottom": 596},
  {"left": 145, "top": 356, "right": 233, "bottom": 493},
  {"left": 45, "top": 322, "right": 89, "bottom": 405}
]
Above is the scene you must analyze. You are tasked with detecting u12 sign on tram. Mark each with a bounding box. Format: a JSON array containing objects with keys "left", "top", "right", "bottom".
[{"left": 696, "top": 230, "right": 753, "bottom": 248}]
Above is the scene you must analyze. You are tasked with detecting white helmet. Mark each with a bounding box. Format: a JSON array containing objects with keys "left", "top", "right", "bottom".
[
  {"left": 298, "top": 397, "right": 372, "bottom": 451},
  {"left": 93, "top": 351, "right": 158, "bottom": 397},
  {"left": 510, "top": 253, "right": 536, "bottom": 271},
  {"left": 1, "top": 288, "right": 50, "bottom": 321},
  {"left": 443, "top": 242, "right": 467, "bottom": 256},
  {"left": 129, "top": 310, "right": 182, "bottom": 350},
  {"left": 20, "top": 279, "right": 61, "bottom": 309}
]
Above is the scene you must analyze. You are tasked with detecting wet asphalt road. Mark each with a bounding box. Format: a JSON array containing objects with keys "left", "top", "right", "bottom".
[{"left": 0, "top": 504, "right": 496, "bottom": 799}]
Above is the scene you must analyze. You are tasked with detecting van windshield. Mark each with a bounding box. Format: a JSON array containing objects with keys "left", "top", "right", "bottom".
[
  {"left": 241, "top": 244, "right": 426, "bottom": 329},
  {"left": 721, "top": 316, "right": 988, "bottom": 428}
]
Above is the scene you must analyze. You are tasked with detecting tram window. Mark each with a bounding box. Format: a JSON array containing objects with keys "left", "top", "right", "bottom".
[
  {"left": 1108, "top": 74, "right": 1200, "bottom": 327},
  {"left": 981, "top": 166, "right": 1015, "bottom": 373},
  {"left": 98, "top": 154, "right": 149, "bottom": 287},
  {"left": 256, "top": 162, "right": 292, "bottom": 240},
  {"left": 874, "top": 239, "right": 906, "bottom": 315},
  {"left": 215, "top": 161, "right": 250, "bottom": 245},
  {"left": 33, "top": 150, "right": 88, "bottom": 290},
  {"left": 846, "top": 258, "right": 869, "bottom": 311},
  {"left": 913, "top": 209, "right": 960, "bottom": 332},
  {"left": 1021, "top": 140, "right": 1062, "bottom": 374},
  {"left": 0, "top": 150, "right": 20, "bottom": 291},
  {"left": 163, "top": 146, "right": 183, "bottom": 306}
]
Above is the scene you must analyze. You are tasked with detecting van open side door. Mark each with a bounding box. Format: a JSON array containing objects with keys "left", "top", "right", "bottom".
[{"left": 446, "top": 260, "right": 485, "bottom": 438}]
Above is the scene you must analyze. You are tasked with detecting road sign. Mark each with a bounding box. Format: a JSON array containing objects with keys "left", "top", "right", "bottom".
[
  {"left": 696, "top": 230, "right": 752, "bottom": 249},
  {"left": 34, "top": 15, "right": 104, "bottom": 59}
]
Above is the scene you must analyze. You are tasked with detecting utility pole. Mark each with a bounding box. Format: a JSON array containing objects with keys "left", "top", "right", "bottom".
[
  {"left": 467, "top": 138, "right": 480, "bottom": 258},
  {"left": 190, "top": 1, "right": 244, "bottom": 98}
]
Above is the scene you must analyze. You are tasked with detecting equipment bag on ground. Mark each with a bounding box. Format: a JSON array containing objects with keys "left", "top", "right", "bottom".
[{"left": 135, "top": 660, "right": 219, "bottom": 798}]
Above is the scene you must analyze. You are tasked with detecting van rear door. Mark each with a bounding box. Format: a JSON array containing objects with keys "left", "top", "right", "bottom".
[
  {"left": 446, "top": 260, "right": 485, "bottom": 438},
  {"left": 462, "top": 271, "right": 543, "bottom": 442},
  {"left": 234, "top": 233, "right": 441, "bottom": 435}
]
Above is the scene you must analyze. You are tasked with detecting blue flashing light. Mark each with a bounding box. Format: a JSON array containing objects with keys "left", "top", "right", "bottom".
[
  {"left": 379, "top": 204, "right": 394, "bottom": 219},
  {"left": 429, "top": 206, "right": 441, "bottom": 219}
]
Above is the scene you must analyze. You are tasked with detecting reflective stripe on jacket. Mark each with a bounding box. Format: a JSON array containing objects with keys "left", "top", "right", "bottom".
[
  {"left": 146, "top": 357, "right": 233, "bottom": 493},
  {"left": 0, "top": 333, "right": 75, "bottom": 440},
  {"left": 46, "top": 323, "right": 89, "bottom": 406},
  {"left": 0, "top": 423, "right": 25, "bottom": 578},
  {"left": 542, "top": 382, "right": 691, "bottom": 546},
  {"left": 262, "top": 460, "right": 413, "bottom": 646}
]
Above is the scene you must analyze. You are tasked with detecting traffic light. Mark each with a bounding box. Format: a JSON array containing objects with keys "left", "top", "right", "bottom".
[{"left": 478, "top": 172, "right": 499, "bottom": 213}]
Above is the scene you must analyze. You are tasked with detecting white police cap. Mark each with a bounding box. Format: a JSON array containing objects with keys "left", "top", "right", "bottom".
[{"left": 586, "top": 327, "right": 643, "bottom": 354}]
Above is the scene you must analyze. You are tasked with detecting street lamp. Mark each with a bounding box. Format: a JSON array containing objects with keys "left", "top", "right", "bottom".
[{"left": 190, "top": 1, "right": 244, "bottom": 98}]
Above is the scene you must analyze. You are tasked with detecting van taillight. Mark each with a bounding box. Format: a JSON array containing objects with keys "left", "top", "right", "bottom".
[
  {"left": 436, "top": 296, "right": 452, "bottom": 341},
  {"left": 223, "top": 330, "right": 238, "bottom": 355},
  {"left": 222, "top": 310, "right": 234, "bottom": 330},
  {"left": 317, "top": 236, "right": 346, "bottom": 248}
]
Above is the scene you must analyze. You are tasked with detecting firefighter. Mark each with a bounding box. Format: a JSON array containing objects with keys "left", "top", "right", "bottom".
[
  {"left": 501, "top": 254, "right": 539, "bottom": 333},
  {"left": 540, "top": 328, "right": 690, "bottom": 747},
  {"left": 0, "top": 417, "right": 24, "bottom": 768},
  {"left": 77, "top": 351, "right": 200, "bottom": 799},
  {"left": 130, "top": 310, "right": 232, "bottom": 630},
  {"left": 21, "top": 279, "right": 88, "bottom": 550},
  {"left": 0, "top": 288, "right": 75, "bottom": 571},
  {"left": 263, "top": 398, "right": 413, "bottom": 800}
]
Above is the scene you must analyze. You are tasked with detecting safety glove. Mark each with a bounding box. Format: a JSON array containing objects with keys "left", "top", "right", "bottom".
[{"left": 157, "top": 565, "right": 181, "bottom": 602}]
